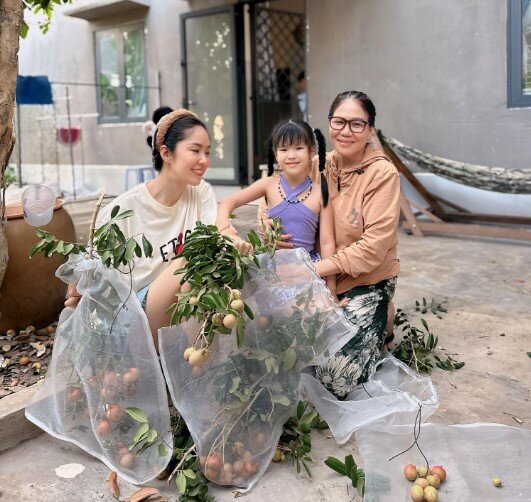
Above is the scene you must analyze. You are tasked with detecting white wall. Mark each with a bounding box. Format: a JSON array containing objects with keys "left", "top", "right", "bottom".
[{"left": 306, "top": 0, "right": 531, "bottom": 171}]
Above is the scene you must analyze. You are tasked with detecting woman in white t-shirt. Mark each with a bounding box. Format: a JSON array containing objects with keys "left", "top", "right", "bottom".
[{"left": 66, "top": 109, "right": 217, "bottom": 346}]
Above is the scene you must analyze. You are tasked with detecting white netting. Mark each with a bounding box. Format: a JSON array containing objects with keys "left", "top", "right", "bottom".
[
  {"left": 301, "top": 354, "right": 438, "bottom": 444},
  {"left": 159, "top": 248, "right": 354, "bottom": 491},
  {"left": 25, "top": 254, "right": 172, "bottom": 484},
  {"left": 356, "top": 423, "right": 531, "bottom": 501}
]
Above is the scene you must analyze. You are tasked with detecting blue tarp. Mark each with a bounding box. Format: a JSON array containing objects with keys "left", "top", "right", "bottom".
[{"left": 16, "top": 75, "right": 53, "bottom": 105}]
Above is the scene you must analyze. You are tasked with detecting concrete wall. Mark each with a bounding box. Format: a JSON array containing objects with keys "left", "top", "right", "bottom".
[{"left": 306, "top": 0, "right": 531, "bottom": 170}]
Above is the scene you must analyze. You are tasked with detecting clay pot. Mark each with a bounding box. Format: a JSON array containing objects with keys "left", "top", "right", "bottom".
[{"left": 0, "top": 199, "right": 76, "bottom": 332}]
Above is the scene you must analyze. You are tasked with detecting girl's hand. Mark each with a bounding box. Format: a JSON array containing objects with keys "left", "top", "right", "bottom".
[
  {"left": 64, "top": 283, "right": 81, "bottom": 308},
  {"left": 260, "top": 218, "right": 293, "bottom": 249}
]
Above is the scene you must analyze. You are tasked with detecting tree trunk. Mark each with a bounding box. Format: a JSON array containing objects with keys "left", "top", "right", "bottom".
[{"left": 0, "top": 0, "right": 23, "bottom": 291}]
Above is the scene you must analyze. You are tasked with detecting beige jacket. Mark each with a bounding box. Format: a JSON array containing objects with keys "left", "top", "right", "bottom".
[{"left": 321, "top": 147, "right": 400, "bottom": 294}]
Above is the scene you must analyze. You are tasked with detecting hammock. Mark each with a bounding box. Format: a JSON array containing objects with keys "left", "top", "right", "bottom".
[{"left": 379, "top": 133, "right": 531, "bottom": 195}]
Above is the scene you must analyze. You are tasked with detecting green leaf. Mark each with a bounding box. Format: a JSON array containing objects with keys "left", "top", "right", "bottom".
[
  {"left": 527, "top": 352, "right": 531, "bottom": 358},
  {"left": 29, "top": 241, "right": 44, "bottom": 258},
  {"left": 229, "top": 376, "right": 241, "bottom": 393},
  {"left": 302, "top": 460, "right": 312, "bottom": 478},
  {"left": 344, "top": 454, "right": 354, "bottom": 478},
  {"left": 302, "top": 409, "right": 318, "bottom": 426},
  {"left": 271, "top": 394, "right": 291, "bottom": 406},
  {"left": 113, "top": 225, "right": 127, "bottom": 244},
  {"left": 124, "top": 239, "right": 136, "bottom": 263},
  {"left": 20, "top": 20, "right": 29, "bottom": 38},
  {"left": 356, "top": 476, "right": 365, "bottom": 496},
  {"left": 158, "top": 443, "right": 168, "bottom": 457},
  {"left": 300, "top": 423, "right": 311, "bottom": 434},
  {"left": 283, "top": 348, "right": 297, "bottom": 370},
  {"left": 236, "top": 319, "right": 245, "bottom": 347},
  {"left": 133, "top": 422, "right": 149, "bottom": 443},
  {"left": 183, "top": 469, "right": 196, "bottom": 479},
  {"left": 125, "top": 407, "right": 148, "bottom": 423},
  {"left": 64, "top": 242, "right": 75, "bottom": 254},
  {"left": 146, "top": 428, "right": 158, "bottom": 442},
  {"left": 324, "top": 456, "right": 346, "bottom": 476},
  {"left": 243, "top": 303, "right": 254, "bottom": 320},
  {"left": 115, "top": 209, "right": 134, "bottom": 220},
  {"left": 93, "top": 222, "right": 110, "bottom": 238},
  {"left": 176, "top": 471, "right": 187, "bottom": 494},
  {"left": 297, "top": 401, "right": 306, "bottom": 420},
  {"left": 142, "top": 234, "right": 153, "bottom": 257},
  {"left": 136, "top": 439, "right": 157, "bottom": 455},
  {"left": 111, "top": 205, "right": 120, "bottom": 218}
]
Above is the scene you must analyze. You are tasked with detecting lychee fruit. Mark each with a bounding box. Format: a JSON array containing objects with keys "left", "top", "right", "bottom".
[
  {"left": 424, "top": 486, "right": 438, "bottom": 502},
  {"left": 404, "top": 463, "right": 418, "bottom": 481}
]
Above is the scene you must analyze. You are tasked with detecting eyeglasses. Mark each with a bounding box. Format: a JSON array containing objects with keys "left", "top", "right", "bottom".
[{"left": 328, "top": 116, "right": 369, "bottom": 133}]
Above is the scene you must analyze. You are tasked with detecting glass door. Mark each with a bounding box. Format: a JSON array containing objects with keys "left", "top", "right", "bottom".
[{"left": 181, "top": 5, "right": 246, "bottom": 184}]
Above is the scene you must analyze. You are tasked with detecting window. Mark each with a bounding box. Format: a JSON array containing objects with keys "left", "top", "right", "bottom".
[
  {"left": 508, "top": 0, "right": 531, "bottom": 107},
  {"left": 95, "top": 24, "right": 148, "bottom": 122}
]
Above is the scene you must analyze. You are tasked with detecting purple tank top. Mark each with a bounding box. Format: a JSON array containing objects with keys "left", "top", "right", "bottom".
[{"left": 267, "top": 175, "right": 319, "bottom": 253}]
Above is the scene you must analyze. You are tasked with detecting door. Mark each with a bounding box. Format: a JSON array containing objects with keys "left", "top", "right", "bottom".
[
  {"left": 181, "top": 5, "right": 246, "bottom": 185},
  {"left": 250, "top": 5, "right": 306, "bottom": 179}
]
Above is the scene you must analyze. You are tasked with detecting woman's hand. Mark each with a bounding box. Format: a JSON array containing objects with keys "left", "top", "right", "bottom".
[
  {"left": 64, "top": 283, "right": 81, "bottom": 308},
  {"left": 260, "top": 218, "right": 293, "bottom": 249},
  {"left": 229, "top": 235, "right": 254, "bottom": 256}
]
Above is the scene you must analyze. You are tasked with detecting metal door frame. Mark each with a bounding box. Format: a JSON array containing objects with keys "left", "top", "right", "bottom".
[
  {"left": 248, "top": 3, "right": 306, "bottom": 181},
  {"left": 180, "top": 4, "right": 247, "bottom": 185}
]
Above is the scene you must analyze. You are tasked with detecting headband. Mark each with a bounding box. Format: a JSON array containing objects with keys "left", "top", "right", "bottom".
[{"left": 153, "top": 108, "right": 200, "bottom": 152}]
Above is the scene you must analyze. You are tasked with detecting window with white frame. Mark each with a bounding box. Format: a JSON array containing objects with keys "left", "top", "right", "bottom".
[
  {"left": 95, "top": 24, "right": 148, "bottom": 122},
  {"left": 508, "top": 0, "right": 531, "bottom": 107}
]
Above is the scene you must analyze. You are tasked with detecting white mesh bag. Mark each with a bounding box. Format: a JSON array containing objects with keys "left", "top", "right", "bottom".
[
  {"left": 301, "top": 353, "right": 438, "bottom": 444},
  {"left": 159, "top": 248, "right": 354, "bottom": 491},
  {"left": 25, "top": 254, "right": 172, "bottom": 483},
  {"left": 356, "top": 422, "right": 531, "bottom": 501}
]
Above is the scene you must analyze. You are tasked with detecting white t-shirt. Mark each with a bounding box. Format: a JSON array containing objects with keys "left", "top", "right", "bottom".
[{"left": 96, "top": 181, "right": 217, "bottom": 291}]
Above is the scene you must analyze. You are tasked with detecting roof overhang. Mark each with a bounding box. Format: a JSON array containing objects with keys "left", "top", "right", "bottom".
[{"left": 64, "top": 0, "right": 151, "bottom": 22}]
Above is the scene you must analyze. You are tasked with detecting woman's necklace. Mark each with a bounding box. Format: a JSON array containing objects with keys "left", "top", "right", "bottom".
[{"left": 278, "top": 176, "right": 312, "bottom": 204}]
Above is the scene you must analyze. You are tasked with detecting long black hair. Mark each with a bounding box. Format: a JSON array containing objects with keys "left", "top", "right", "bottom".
[{"left": 267, "top": 119, "right": 329, "bottom": 206}]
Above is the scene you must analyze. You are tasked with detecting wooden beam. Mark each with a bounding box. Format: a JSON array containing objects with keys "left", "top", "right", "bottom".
[
  {"left": 402, "top": 221, "right": 531, "bottom": 241},
  {"left": 399, "top": 192, "right": 423, "bottom": 237},
  {"left": 440, "top": 212, "right": 531, "bottom": 225},
  {"left": 407, "top": 198, "right": 445, "bottom": 223}
]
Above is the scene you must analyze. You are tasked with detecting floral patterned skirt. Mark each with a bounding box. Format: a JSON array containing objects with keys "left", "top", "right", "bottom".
[{"left": 315, "top": 277, "right": 397, "bottom": 399}]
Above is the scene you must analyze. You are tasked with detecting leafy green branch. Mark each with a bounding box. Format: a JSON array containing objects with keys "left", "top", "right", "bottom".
[
  {"left": 21, "top": 0, "right": 74, "bottom": 38},
  {"left": 168, "top": 415, "right": 213, "bottom": 502},
  {"left": 275, "top": 400, "right": 327, "bottom": 477},
  {"left": 29, "top": 205, "right": 153, "bottom": 268},
  {"left": 167, "top": 221, "right": 282, "bottom": 366},
  {"left": 325, "top": 454, "right": 365, "bottom": 497},
  {"left": 392, "top": 299, "right": 464, "bottom": 373},
  {"left": 415, "top": 297, "right": 447, "bottom": 318},
  {"left": 125, "top": 407, "right": 170, "bottom": 458}
]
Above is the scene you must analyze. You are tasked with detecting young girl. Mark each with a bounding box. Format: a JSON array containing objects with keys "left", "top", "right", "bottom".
[{"left": 216, "top": 119, "right": 336, "bottom": 297}]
